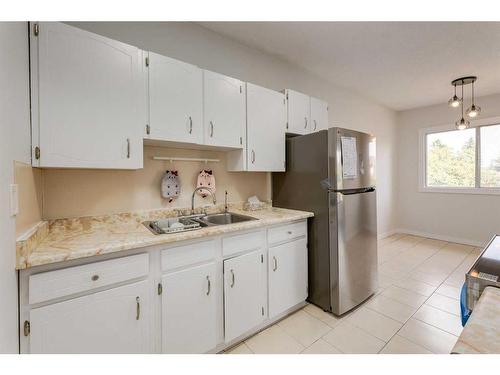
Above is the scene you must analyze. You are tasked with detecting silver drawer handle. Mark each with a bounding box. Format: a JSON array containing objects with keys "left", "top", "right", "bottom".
[
  {"left": 230, "top": 269, "right": 235, "bottom": 288},
  {"left": 136, "top": 296, "right": 140, "bottom": 320},
  {"left": 188, "top": 116, "right": 193, "bottom": 134},
  {"left": 126, "top": 138, "right": 131, "bottom": 158},
  {"left": 304, "top": 117, "right": 308, "bottom": 129},
  {"left": 206, "top": 275, "right": 211, "bottom": 295},
  {"left": 251, "top": 150, "right": 256, "bottom": 164},
  {"left": 273, "top": 256, "right": 278, "bottom": 271},
  {"left": 91, "top": 274, "right": 99, "bottom": 281},
  {"left": 210, "top": 121, "right": 214, "bottom": 137}
]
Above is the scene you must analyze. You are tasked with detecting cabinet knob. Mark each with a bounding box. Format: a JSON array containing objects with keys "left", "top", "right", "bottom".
[
  {"left": 206, "top": 275, "right": 211, "bottom": 296},
  {"left": 188, "top": 116, "right": 193, "bottom": 134},
  {"left": 273, "top": 256, "right": 278, "bottom": 271},
  {"left": 126, "top": 138, "right": 131, "bottom": 159},
  {"left": 136, "top": 296, "right": 140, "bottom": 320},
  {"left": 209, "top": 121, "right": 214, "bottom": 137},
  {"left": 230, "top": 269, "right": 235, "bottom": 288},
  {"left": 304, "top": 117, "right": 308, "bottom": 129},
  {"left": 251, "top": 150, "right": 256, "bottom": 164},
  {"left": 91, "top": 274, "right": 99, "bottom": 281},
  {"left": 287, "top": 231, "right": 292, "bottom": 235},
  {"left": 313, "top": 120, "right": 317, "bottom": 131}
]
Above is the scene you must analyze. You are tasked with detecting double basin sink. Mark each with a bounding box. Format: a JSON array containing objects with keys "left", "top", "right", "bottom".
[{"left": 144, "top": 212, "right": 257, "bottom": 235}]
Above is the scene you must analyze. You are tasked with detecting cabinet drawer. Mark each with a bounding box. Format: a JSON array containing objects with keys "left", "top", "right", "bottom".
[
  {"left": 268, "top": 221, "right": 307, "bottom": 245},
  {"left": 29, "top": 253, "right": 149, "bottom": 305},
  {"left": 222, "top": 230, "right": 265, "bottom": 257},
  {"left": 161, "top": 240, "right": 216, "bottom": 272}
]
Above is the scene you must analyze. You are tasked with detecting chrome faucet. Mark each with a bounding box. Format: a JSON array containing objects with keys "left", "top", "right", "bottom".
[{"left": 191, "top": 186, "right": 217, "bottom": 214}]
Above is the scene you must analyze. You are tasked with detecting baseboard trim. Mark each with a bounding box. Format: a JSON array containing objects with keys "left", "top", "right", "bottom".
[
  {"left": 395, "top": 228, "right": 486, "bottom": 248},
  {"left": 377, "top": 229, "right": 400, "bottom": 240}
]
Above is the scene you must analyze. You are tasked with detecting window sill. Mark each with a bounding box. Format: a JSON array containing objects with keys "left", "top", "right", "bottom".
[{"left": 419, "top": 187, "right": 500, "bottom": 196}]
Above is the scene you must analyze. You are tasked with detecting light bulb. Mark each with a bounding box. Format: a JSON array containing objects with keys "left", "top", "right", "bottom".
[
  {"left": 448, "top": 95, "right": 462, "bottom": 108},
  {"left": 466, "top": 104, "right": 481, "bottom": 118},
  {"left": 455, "top": 117, "right": 470, "bottom": 130}
]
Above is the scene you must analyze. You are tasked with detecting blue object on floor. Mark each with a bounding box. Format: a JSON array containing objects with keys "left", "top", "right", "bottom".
[{"left": 460, "top": 283, "right": 471, "bottom": 326}]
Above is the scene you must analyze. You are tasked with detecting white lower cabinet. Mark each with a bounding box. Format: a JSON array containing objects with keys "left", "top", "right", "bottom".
[
  {"left": 268, "top": 238, "right": 308, "bottom": 318},
  {"left": 161, "top": 262, "right": 217, "bottom": 353},
  {"left": 223, "top": 249, "right": 266, "bottom": 342},
  {"left": 29, "top": 280, "right": 150, "bottom": 354}
]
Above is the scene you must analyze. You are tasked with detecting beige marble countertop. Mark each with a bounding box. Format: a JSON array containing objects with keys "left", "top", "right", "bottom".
[
  {"left": 452, "top": 286, "right": 500, "bottom": 354},
  {"left": 16, "top": 205, "right": 313, "bottom": 270}
]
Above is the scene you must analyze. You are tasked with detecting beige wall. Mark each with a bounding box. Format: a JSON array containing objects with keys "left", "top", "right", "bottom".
[
  {"left": 67, "top": 22, "right": 399, "bottom": 236},
  {"left": 396, "top": 93, "right": 500, "bottom": 246},
  {"left": 42, "top": 146, "right": 269, "bottom": 219},
  {"left": 14, "top": 162, "right": 43, "bottom": 237}
]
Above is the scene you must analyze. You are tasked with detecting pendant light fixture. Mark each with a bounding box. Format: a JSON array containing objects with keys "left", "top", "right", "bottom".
[
  {"left": 455, "top": 84, "right": 470, "bottom": 130},
  {"left": 466, "top": 80, "right": 481, "bottom": 118},
  {"left": 448, "top": 84, "right": 462, "bottom": 108},
  {"left": 449, "top": 76, "right": 481, "bottom": 130}
]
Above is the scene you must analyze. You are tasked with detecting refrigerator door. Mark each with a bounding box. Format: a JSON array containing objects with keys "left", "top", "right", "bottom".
[
  {"left": 329, "top": 189, "right": 378, "bottom": 315},
  {"left": 328, "top": 127, "right": 376, "bottom": 191}
]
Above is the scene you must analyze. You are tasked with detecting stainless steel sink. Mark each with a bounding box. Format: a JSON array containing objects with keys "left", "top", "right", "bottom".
[
  {"left": 144, "top": 212, "right": 257, "bottom": 235},
  {"left": 195, "top": 212, "right": 257, "bottom": 226}
]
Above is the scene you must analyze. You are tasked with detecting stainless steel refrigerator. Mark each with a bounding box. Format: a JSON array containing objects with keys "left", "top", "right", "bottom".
[{"left": 272, "top": 127, "right": 378, "bottom": 315}]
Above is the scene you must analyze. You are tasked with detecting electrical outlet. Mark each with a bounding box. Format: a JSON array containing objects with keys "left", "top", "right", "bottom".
[{"left": 9, "top": 184, "right": 19, "bottom": 217}]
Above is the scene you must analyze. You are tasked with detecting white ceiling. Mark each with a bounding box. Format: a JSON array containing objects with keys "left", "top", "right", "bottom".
[{"left": 199, "top": 22, "right": 500, "bottom": 111}]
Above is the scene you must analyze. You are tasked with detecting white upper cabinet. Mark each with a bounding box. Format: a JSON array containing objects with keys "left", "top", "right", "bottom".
[
  {"left": 29, "top": 280, "right": 150, "bottom": 354},
  {"left": 285, "top": 89, "right": 329, "bottom": 135},
  {"left": 161, "top": 262, "right": 217, "bottom": 354},
  {"left": 285, "top": 89, "right": 310, "bottom": 135},
  {"left": 148, "top": 53, "right": 203, "bottom": 144},
  {"left": 247, "top": 83, "right": 286, "bottom": 172},
  {"left": 310, "top": 97, "right": 329, "bottom": 132},
  {"left": 30, "top": 22, "right": 145, "bottom": 169},
  {"left": 203, "top": 70, "right": 245, "bottom": 148}
]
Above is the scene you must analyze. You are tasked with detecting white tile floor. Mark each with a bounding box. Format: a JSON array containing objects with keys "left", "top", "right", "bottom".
[{"left": 225, "top": 234, "right": 481, "bottom": 354}]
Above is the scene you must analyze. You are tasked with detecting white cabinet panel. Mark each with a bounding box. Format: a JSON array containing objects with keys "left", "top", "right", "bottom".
[
  {"left": 310, "top": 97, "right": 329, "bottom": 132},
  {"left": 268, "top": 238, "right": 308, "bottom": 318},
  {"left": 246, "top": 83, "right": 286, "bottom": 171},
  {"left": 148, "top": 53, "right": 203, "bottom": 144},
  {"left": 162, "top": 262, "right": 217, "bottom": 353},
  {"left": 285, "top": 89, "right": 310, "bottom": 135},
  {"left": 224, "top": 249, "right": 266, "bottom": 342},
  {"left": 29, "top": 280, "right": 150, "bottom": 353},
  {"left": 203, "top": 70, "right": 245, "bottom": 148},
  {"left": 31, "top": 22, "right": 144, "bottom": 169}
]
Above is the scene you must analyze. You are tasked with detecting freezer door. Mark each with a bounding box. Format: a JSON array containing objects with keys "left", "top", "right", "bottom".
[
  {"left": 329, "top": 127, "right": 376, "bottom": 191},
  {"left": 329, "top": 189, "right": 378, "bottom": 315}
]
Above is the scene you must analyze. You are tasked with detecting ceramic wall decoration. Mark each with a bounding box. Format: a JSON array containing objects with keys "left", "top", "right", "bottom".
[
  {"left": 161, "top": 170, "right": 181, "bottom": 202},
  {"left": 196, "top": 169, "right": 216, "bottom": 198}
]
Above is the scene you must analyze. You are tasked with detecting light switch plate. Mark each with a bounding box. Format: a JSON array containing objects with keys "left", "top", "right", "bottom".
[{"left": 9, "top": 184, "right": 19, "bottom": 216}]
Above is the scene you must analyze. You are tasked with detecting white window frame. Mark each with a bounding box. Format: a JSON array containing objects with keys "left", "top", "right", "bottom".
[{"left": 419, "top": 116, "right": 500, "bottom": 195}]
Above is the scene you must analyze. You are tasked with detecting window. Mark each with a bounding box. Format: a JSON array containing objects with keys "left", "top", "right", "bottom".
[{"left": 422, "top": 122, "right": 500, "bottom": 193}]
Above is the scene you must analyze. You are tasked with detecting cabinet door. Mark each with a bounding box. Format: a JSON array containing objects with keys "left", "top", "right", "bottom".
[
  {"left": 161, "top": 262, "right": 217, "bottom": 353},
  {"left": 29, "top": 280, "right": 150, "bottom": 353},
  {"left": 203, "top": 70, "right": 245, "bottom": 148},
  {"left": 31, "top": 22, "right": 144, "bottom": 169},
  {"left": 224, "top": 249, "right": 266, "bottom": 342},
  {"left": 268, "top": 238, "right": 308, "bottom": 318},
  {"left": 149, "top": 52, "right": 203, "bottom": 144},
  {"left": 310, "top": 97, "right": 329, "bottom": 132},
  {"left": 286, "top": 89, "right": 310, "bottom": 135},
  {"left": 247, "top": 83, "right": 286, "bottom": 172}
]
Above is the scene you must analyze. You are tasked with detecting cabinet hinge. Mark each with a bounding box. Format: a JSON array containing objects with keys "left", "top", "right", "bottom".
[
  {"left": 146, "top": 124, "right": 151, "bottom": 135},
  {"left": 145, "top": 56, "right": 149, "bottom": 67},
  {"left": 157, "top": 283, "right": 163, "bottom": 295},
  {"left": 23, "top": 320, "right": 30, "bottom": 336},
  {"left": 34, "top": 146, "right": 40, "bottom": 160},
  {"left": 260, "top": 254, "right": 264, "bottom": 263},
  {"left": 33, "top": 23, "right": 39, "bottom": 37},
  {"left": 261, "top": 307, "right": 265, "bottom": 316}
]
